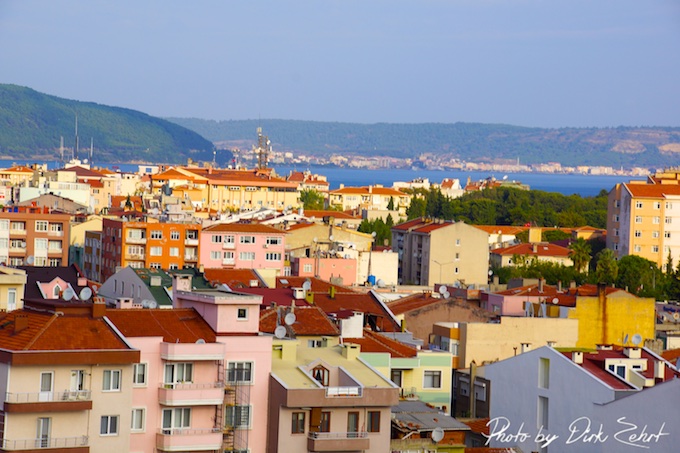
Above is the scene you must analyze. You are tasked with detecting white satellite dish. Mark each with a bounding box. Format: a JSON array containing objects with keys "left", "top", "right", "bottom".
[
  {"left": 302, "top": 280, "right": 312, "bottom": 291},
  {"left": 377, "top": 279, "right": 385, "bottom": 288},
  {"left": 439, "top": 285, "right": 447, "bottom": 295},
  {"left": 624, "top": 334, "right": 629, "bottom": 345},
  {"left": 274, "top": 325, "right": 287, "bottom": 339},
  {"left": 443, "top": 291, "right": 450, "bottom": 299},
  {"left": 284, "top": 313, "right": 296, "bottom": 326},
  {"left": 431, "top": 427, "right": 445, "bottom": 443},
  {"left": 25, "top": 255, "right": 34, "bottom": 265},
  {"left": 62, "top": 287, "right": 75, "bottom": 300},
  {"left": 552, "top": 297, "right": 559, "bottom": 304},
  {"left": 79, "top": 287, "right": 93, "bottom": 300},
  {"left": 371, "top": 231, "right": 377, "bottom": 238},
  {"left": 141, "top": 299, "right": 151, "bottom": 308},
  {"left": 148, "top": 301, "right": 158, "bottom": 309},
  {"left": 631, "top": 334, "right": 642, "bottom": 346},
  {"left": 196, "top": 339, "right": 206, "bottom": 344}
]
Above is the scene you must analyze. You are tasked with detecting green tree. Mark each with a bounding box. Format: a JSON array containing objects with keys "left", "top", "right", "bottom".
[
  {"left": 617, "top": 255, "right": 658, "bottom": 297},
  {"left": 299, "top": 189, "right": 326, "bottom": 210},
  {"left": 406, "top": 197, "right": 427, "bottom": 219},
  {"left": 124, "top": 195, "right": 133, "bottom": 210},
  {"left": 387, "top": 196, "right": 395, "bottom": 210},
  {"left": 594, "top": 249, "right": 618, "bottom": 285},
  {"left": 569, "top": 238, "right": 592, "bottom": 273}
]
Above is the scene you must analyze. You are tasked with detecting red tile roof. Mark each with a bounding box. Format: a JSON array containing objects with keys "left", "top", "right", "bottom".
[
  {"left": 203, "top": 223, "right": 285, "bottom": 234},
  {"left": 1, "top": 165, "right": 34, "bottom": 173},
  {"left": 59, "top": 165, "right": 106, "bottom": 178},
  {"left": 387, "top": 292, "right": 442, "bottom": 315},
  {"left": 302, "top": 210, "right": 360, "bottom": 220},
  {"left": 624, "top": 182, "right": 680, "bottom": 198},
  {"left": 203, "top": 268, "right": 265, "bottom": 289},
  {"left": 491, "top": 243, "right": 571, "bottom": 257},
  {"left": 312, "top": 293, "right": 401, "bottom": 332},
  {"left": 472, "top": 225, "right": 529, "bottom": 235},
  {"left": 105, "top": 308, "right": 217, "bottom": 343},
  {"left": 392, "top": 218, "right": 432, "bottom": 231},
  {"left": 0, "top": 310, "right": 129, "bottom": 351},
  {"left": 277, "top": 276, "right": 359, "bottom": 294},
  {"left": 344, "top": 329, "right": 417, "bottom": 358},
  {"left": 661, "top": 348, "right": 680, "bottom": 363},
  {"left": 329, "top": 186, "right": 407, "bottom": 196},
  {"left": 461, "top": 418, "right": 491, "bottom": 436},
  {"left": 259, "top": 306, "right": 339, "bottom": 336}
]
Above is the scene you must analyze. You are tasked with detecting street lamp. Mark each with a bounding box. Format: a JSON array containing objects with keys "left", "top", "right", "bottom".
[
  {"left": 367, "top": 231, "right": 376, "bottom": 285},
  {"left": 432, "top": 259, "right": 454, "bottom": 285}
]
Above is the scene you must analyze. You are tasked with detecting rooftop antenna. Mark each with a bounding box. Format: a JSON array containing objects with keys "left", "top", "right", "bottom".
[
  {"left": 90, "top": 137, "right": 94, "bottom": 166},
  {"left": 212, "top": 148, "right": 216, "bottom": 167},
  {"left": 74, "top": 112, "right": 79, "bottom": 160},
  {"left": 59, "top": 136, "right": 64, "bottom": 164}
]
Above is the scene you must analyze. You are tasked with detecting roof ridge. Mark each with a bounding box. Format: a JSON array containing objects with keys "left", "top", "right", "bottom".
[{"left": 23, "top": 313, "right": 59, "bottom": 350}]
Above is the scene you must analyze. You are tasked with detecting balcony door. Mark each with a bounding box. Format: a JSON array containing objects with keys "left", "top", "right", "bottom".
[
  {"left": 39, "top": 372, "right": 53, "bottom": 402},
  {"left": 36, "top": 417, "right": 50, "bottom": 448}
]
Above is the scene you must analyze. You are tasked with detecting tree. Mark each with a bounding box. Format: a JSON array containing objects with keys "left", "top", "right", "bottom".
[
  {"left": 299, "top": 189, "right": 326, "bottom": 210},
  {"left": 124, "top": 195, "right": 133, "bottom": 210},
  {"left": 406, "top": 197, "right": 427, "bottom": 219},
  {"left": 594, "top": 249, "right": 618, "bottom": 285},
  {"left": 617, "top": 255, "right": 658, "bottom": 297},
  {"left": 569, "top": 238, "right": 592, "bottom": 273},
  {"left": 387, "top": 196, "right": 395, "bottom": 210}
]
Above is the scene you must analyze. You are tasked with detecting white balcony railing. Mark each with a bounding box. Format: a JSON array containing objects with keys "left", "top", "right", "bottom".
[
  {"left": 325, "top": 386, "right": 362, "bottom": 397},
  {"left": 308, "top": 431, "right": 368, "bottom": 439},
  {"left": 1, "top": 436, "right": 89, "bottom": 449},
  {"left": 5, "top": 390, "right": 92, "bottom": 403}
]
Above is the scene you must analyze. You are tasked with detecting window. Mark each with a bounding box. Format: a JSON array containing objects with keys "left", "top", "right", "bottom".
[
  {"left": 292, "top": 412, "right": 305, "bottom": 434},
  {"left": 265, "top": 252, "right": 282, "bottom": 261},
  {"left": 455, "top": 252, "right": 460, "bottom": 260},
  {"left": 224, "top": 235, "right": 235, "bottom": 244},
  {"left": 538, "top": 396, "right": 548, "bottom": 429},
  {"left": 237, "top": 308, "right": 248, "bottom": 320},
  {"left": 455, "top": 239, "right": 460, "bottom": 246},
  {"left": 635, "top": 201, "right": 643, "bottom": 209},
  {"left": 539, "top": 358, "right": 550, "bottom": 389},
  {"left": 614, "top": 228, "right": 619, "bottom": 237},
  {"left": 186, "top": 230, "right": 198, "bottom": 240},
  {"left": 169, "top": 247, "right": 179, "bottom": 257},
  {"left": 133, "top": 363, "right": 147, "bottom": 386},
  {"left": 634, "top": 230, "right": 642, "bottom": 238},
  {"left": 608, "top": 364, "right": 626, "bottom": 378},
  {"left": 227, "top": 362, "right": 253, "bottom": 383},
  {"left": 170, "top": 230, "right": 180, "bottom": 240},
  {"left": 70, "top": 370, "right": 85, "bottom": 391},
  {"left": 239, "top": 252, "right": 255, "bottom": 261},
  {"left": 667, "top": 202, "right": 673, "bottom": 209},
  {"left": 367, "top": 411, "right": 381, "bottom": 433},
  {"left": 454, "top": 267, "right": 459, "bottom": 274},
  {"left": 210, "top": 251, "right": 221, "bottom": 260},
  {"left": 634, "top": 245, "right": 641, "bottom": 252},
  {"left": 652, "top": 245, "right": 659, "bottom": 253},
  {"left": 240, "top": 236, "right": 255, "bottom": 244},
  {"left": 127, "top": 245, "right": 144, "bottom": 256},
  {"left": 225, "top": 405, "right": 251, "bottom": 429},
  {"left": 162, "top": 408, "right": 190, "bottom": 433},
  {"left": 100, "top": 415, "right": 119, "bottom": 435},
  {"left": 635, "top": 216, "right": 642, "bottom": 224},
  {"left": 127, "top": 229, "right": 146, "bottom": 240},
  {"left": 613, "top": 214, "right": 619, "bottom": 222},
  {"left": 37, "top": 418, "right": 51, "bottom": 448},
  {"left": 312, "top": 366, "right": 330, "bottom": 386},
  {"left": 169, "top": 263, "right": 179, "bottom": 270},
  {"left": 665, "top": 231, "right": 672, "bottom": 238},
  {"left": 652, "top": 231, "right": 659, "bottom": 238},
  {"left": 614, "top": 200, "right": 620, "bottom": 208},
  {"left": 164, "top": 363, "right": 193, "bottom": 384},
  {"left": 266, "top": 237, "right": 282, "bottom": 246},
  {"left": 654, "top": 202, "right": 661, "bottom": 209},
  {"left": 653, "top": 216, "right": 660, "bottom": 224},
  {"left": 423, "top": 370, "right": 442, "bottom": 388},
  {"left": 7, "top": 288, "right": 16, "bottom": 311},
  {"left": 211, "top": 235, "right": 223, "bottom": 244},
  {"left": 303, "top": 263, "right": 313, "bottom": 273},
  {"left": 320, "top": 412, "right": 331, "bottom": 432},
  {"left": 150, "top": 230, "right": 162, "bottom": 239},
  {"left": 391, "top": 369, "right": 403, "bottom": 387},
  {"left": 308, "top": 339, "right": 322, "bottom": 348},
  {"left": 35, "top": 221, "right": 48, "bottom": 232},
  {"left": 131, "top": 408, "right": 145, "bottom": 432},
  {"left": 347, "top": 412, "right": 359, "bottom": 435},
  {"left": 150, "top": 263, "right": 161, "bottom": 269},
  {"left": 150, "top": 246, "right": 162, "bottom": 256},
  {"left": 10, "top": 221, "right": 25, "bottom": 231},
  {"left": 103, "top": 370, "right": 121, "bottom": 391},
  {"left": 35, "top": 238, "right": 48, "bottom": 250}
]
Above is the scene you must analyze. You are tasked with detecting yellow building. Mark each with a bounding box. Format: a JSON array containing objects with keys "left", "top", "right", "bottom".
[
  {"left": 0, "top": 266, "right": 26, "bottom": 311},
  {"left": 567, "top": 285, "right": 655, "bottom": 349},
  {"left": 328, "top": 184, "right": 411, "bottom": 215}
]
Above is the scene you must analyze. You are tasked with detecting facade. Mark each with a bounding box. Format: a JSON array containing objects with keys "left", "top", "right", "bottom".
[
  {"left": 0, "top": 302, "right": 139, "bottom": 453},
  {"left": 392, "top": 218, "right": 490, "bottom": 286},
  {"left": 328, "top": 184, "right": 411, "bottom": 215},
  {"left": 199, "top": 223, "right": 286, "bottom": 273},
  {"left": 267, "top": 339, "right": 398, "bottom": 453},
  {"left": 490, "top": 242, "right": 573, "bottom": 268},
  {"left": 607, "top": 180, "right": 680, "bottom": 269},
  {"left": 292, "top": 256, "right": 358, "bottom": 285},
  {"left": 83, "top": 230, "right": 103, "bottom": 282},
  {"left": 99, "top": 218, "right": 201, "bottom": 281},
  {"left": 0, "top": 266, "right": 26, "bottom": 311},
  {"left": 0, "top": 207, "right": 70, "bottom": 267}
]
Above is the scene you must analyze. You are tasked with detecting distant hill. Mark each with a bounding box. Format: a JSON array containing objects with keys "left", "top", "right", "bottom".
[
  {"left": 0, "top": 84, "right": 216, "bottom": 164},
  {"left": 166, "top": 118, "right": 680, "bottom": 168}
]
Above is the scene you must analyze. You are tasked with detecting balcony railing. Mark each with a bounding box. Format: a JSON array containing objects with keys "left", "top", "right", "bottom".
[
  {"left": 307, "top": 432, "right": 369, "bottom": 452},
  {"left": 48, "top": 230, "right": 64, "bottom": 237},
  {"left": 126, "top": 237, "right": 147, "bottom": 244},
  {"left": 309, "top": 432, "right": 367, "bottom": 440},
  {"left": 125, "top": 253, "right": 146, "bottom": 260},
  {"left": 185, "top": 238, "right": 199, "bottom": 246},
  {"left": 1, "top": 436, "right": 89, "bottom": 450},
  {"left": 158, "top": 382, "right": 224, "bottom": 406},
  {"left": 156, "top": 428, "right": 222, "bottom": 451},
  {"left": 222, "top": 242, "right": 235, "bottom": 250},
  {"left": 222, "top": 258, "right": 235, "bottom": 266},
  {"left": 184, "top": 254, "right": 198, "bottom": 261},
  {"left": 5, "top": 390, "right": 91, "bottom": 403},
  {"left": 325, "top": 386, "right": 362, "bottom": 397}
]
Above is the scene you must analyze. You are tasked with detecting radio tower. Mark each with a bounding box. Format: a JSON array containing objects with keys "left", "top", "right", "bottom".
[{"left": 255, "top": 127, "right": 271, "bottom": 170}]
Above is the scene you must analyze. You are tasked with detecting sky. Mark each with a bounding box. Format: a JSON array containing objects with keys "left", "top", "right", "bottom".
[{"left": 1, "top": 0, "right": 679, "bottom": 128}]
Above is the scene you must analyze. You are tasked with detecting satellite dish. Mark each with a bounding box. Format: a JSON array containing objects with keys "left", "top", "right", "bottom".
[
  {"left": 439, "top": 285, "right": 447, "bottom": 295},
  {"left": 79, "top": 287, "right": 93, "bottom": 300},
  {"left": 141, "top": 299, "right": 151, "bottom": 308},
  {"left": 274, "top": 325, "right": 287, "bottom": 339},
  {"left": 284, "top": 313, "right": 297, "bottom": 326},
  {"left": 371, "top": 231, "right": 377, "bottom": 238},
  {"left": 377, "top": 279, "right": 385, "bottom": 288},
  {"left": 302, "top": 280, "right": 312, "bottom": 291},
  {"left": 631, "top": 334, "right": 642, "bottom": 346},
  {"left": 443, "top": 291, "right": 451, "bottom": 299},
  {"left": 148, "top": 301, "right": 158, "bottom": 309},
  {"left": 624, "top": 334, "right": 629, "bottom": 345},
  {"left": 674, "top": 312, "right": 680, "bottom": 321},
  {"left": 62, "top": 287, "right": 75, "bottom": 300},
  {"left": 431, "top": 427, "right": 445, "bottom": 443},
  {"left": 329, "top": 235, "right": 334, "bottom": 241},
  {"left": 552, "top": 297, "right": 559, "bottom": 304},
  {"left": 196, "top": 339, "right": 206, "bottom": 344},
  {"left": 25, "top": 255, "right": 34, "bottom": 265}
]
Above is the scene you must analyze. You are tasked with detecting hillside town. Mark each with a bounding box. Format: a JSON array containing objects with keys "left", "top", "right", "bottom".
[{"left": 0, "top": 154, "right": 679, "bottom": 453}]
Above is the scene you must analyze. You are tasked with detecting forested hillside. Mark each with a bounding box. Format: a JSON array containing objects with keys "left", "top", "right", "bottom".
[{"left": 0, "top": 84, "right": 216, "bottom": 163}]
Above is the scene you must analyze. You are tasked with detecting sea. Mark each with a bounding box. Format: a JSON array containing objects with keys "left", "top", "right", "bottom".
[{"left": 1, "top": 160, "right": 646, "bottom": 197}]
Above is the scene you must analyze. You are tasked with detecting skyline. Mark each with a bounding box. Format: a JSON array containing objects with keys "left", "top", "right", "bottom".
[{"left": 1, "top": 1, "right": 680, "bottom": 128}]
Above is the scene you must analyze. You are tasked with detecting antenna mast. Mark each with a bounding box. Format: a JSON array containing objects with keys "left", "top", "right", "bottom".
[
  {"left": 254, "top": 127, "right": 270, "bottom": 170},
  {"left": 74, "top": 113, "right": 79, "bottom": 160},
  {"left": 60, "top": 136, "right": 64, "bottom": 164}
]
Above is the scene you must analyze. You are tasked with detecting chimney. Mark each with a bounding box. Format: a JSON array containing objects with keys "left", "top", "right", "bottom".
[
  {"left": 14, "top": 314, "right": 29, "bottom": 334},
  {"left": 572, "top": 351, "right": 584, "bottom": 364},
  {"left": 557, "top": 281, "right": 562, "bottom": 292},
  {"left": 520, "top": 342, "right": 531, "bottom": 353},
  {"left": 342, "top": 343, "right": 360, "bottom": 360},
  {"left": 624, "top": 347, "right": 641, "bottom": 359},
  {"left": 92, "top": 299, "right": 106, "bottom": 318},
  {"left": 368, "top": 186, "right": 373, "bottom": 194},
  {"left": 538, "top": 279, "right": 544, "bottom": 293},
  {"left": 654, "top": 360, "right": 666, "bottom": 380},
  {"left": 532, "top": 244, "right": 538, "bottom": 254}
]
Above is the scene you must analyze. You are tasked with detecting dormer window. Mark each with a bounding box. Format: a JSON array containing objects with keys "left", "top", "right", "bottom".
[
  {"left": 312, "top": 365, "right": 329, "bottom": 386},
  {"left": 53, "top": 285, "right": 61, "bottom": 298}
]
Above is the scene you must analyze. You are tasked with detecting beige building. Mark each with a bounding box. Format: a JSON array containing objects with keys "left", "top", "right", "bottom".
[
  {"left": 392, "top": 218, "right": 490, "bottom": 286},
  {"left": 0, "top": 266, "right": 26, "bottom": 311},
  {"left": 328, "top": 185, "right": 411, "bottom": 215},
  {"left": 490, "top": 242, "right": 573, "bottom": 268},
  {"left": 0, "top": 207, "right": 71, "bottom": 267}
]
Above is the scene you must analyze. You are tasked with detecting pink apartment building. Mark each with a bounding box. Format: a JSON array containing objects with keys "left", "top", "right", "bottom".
[
  {"left": 105, "top": 274, "right": 272, "bottom": 453},
  {"left": 200, "top": 223, "right": 286, "bottom": 273}
]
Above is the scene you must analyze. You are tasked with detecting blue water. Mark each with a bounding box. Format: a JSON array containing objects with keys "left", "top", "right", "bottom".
[{"left": 2, "top": 159, "right": 645, "bottom": 197}]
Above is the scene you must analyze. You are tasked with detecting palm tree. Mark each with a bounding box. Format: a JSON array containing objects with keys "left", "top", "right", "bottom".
[
  {"left": 569, "top": 238, "right": 592, "bottom": 273},
  {"left": 595, "top": 248, "right": 618, "bottom": 285}
]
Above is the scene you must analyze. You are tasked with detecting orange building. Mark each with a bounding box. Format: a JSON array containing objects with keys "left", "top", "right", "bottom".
[
  {"left": 0, "top": 206, "right": 70, "bottom": 267},
  {"left": 100, "top": 218, "right": 201, "bottom": 281}
]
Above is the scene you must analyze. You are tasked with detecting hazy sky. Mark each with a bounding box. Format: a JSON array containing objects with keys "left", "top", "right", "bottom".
[{"left": 1, "top": 0, "right": 679, "bottom": 128}]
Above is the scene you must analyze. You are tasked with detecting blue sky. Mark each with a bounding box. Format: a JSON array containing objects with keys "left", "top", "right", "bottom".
[{"left": 1, "top": 0, "right": 679, "bottom": 128}]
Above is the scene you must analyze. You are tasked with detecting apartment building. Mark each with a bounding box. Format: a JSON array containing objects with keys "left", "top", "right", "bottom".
[
  {"left": 0, "top": 266, "right": 26, "bottom": 311},
  {"left": 328, "top": 184, "right": 411, "bottom": 215},
  {"left": 607, "top": 180, "right": 680, "bottom": 269},
  {"left": 0, "top": 207, "right": 70, "bottom": 267},
  {"left": 392, "top": 218, "right": 489, "bottom": 286},
  {"left": 99, "top": 218, "right": 201, "bottom": 281},
  {"left": 0, "top": 302, "right": 139, "bottom": 453}
]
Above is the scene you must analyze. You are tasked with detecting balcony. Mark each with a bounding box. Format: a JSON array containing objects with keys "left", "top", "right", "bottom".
[
  {"left": 325, "top": 386, "right": 362, "bottom": 397},
  {"left": 156, "top": 428, "right": 222, "bottom": 451},
  {"left": 126, "top": 237, "right": 147, "bottom": 244},
  {"left": 222, "top": 257, "right": 235, "bottom": 266},
  {"left": 222, "top": 242, "right": 235, "bottom": 250},
  {"left": 184, "top": 254, "right": 198, "bottom": 262},
  {"left": 307, "top": 432, "right": 369, "bottom": 452},
  {"left": 160, "top": 342, "right": 225, "bottom": 361},
  {"left": 3, "top": 391, "right": 92, "bottom": 413},
  {"left": 158, "top": 382, "right": 224, "bottom": 406},
  {"left": 0, "top": 436, "right": 89, "bottom": 451},
  {"left": 48, "top": 230, "right": 64, "bottom": 237},
  {"left": 185, "top": 238, "right": 199, "bottom": 246},
  {"left": 125, "top": 253, "right": 146, "bottom": 261}
]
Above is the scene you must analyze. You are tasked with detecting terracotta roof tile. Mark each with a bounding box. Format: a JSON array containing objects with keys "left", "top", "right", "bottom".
[
  {"left": 259, "top": 306, "right": 339, "bottom": 336},
  {"left": 472, "top": 225, "right": 529, "bottom": 235},
  {"left": 491, "top": 243, "right": 571, "bottom": 257},
  {"left": 461, "top": 418, "right": 491, "bottom": 436},
  {"left": 624, "top": 183, "right": 680, "bottom": 198},
  {"left": 329, "top": 186, "right": 407, "bottom": 196},
  {"left": 203, "top": 223, "right": 285, "bottom": 234},
  {"left": 302, "top": 210, "right": 360, "bottom": 220},
  {"left": 387, "top": 293, "right": 442, "bottom": 315},
  {"left": 344, "top": 329, "right": 417, "bottom": 358},
  {"left": 105, "top": 308, "right": 217, "bottom": 343},
  {"left": 203, "top": 268, "right": 266, "bottom": 289}
]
